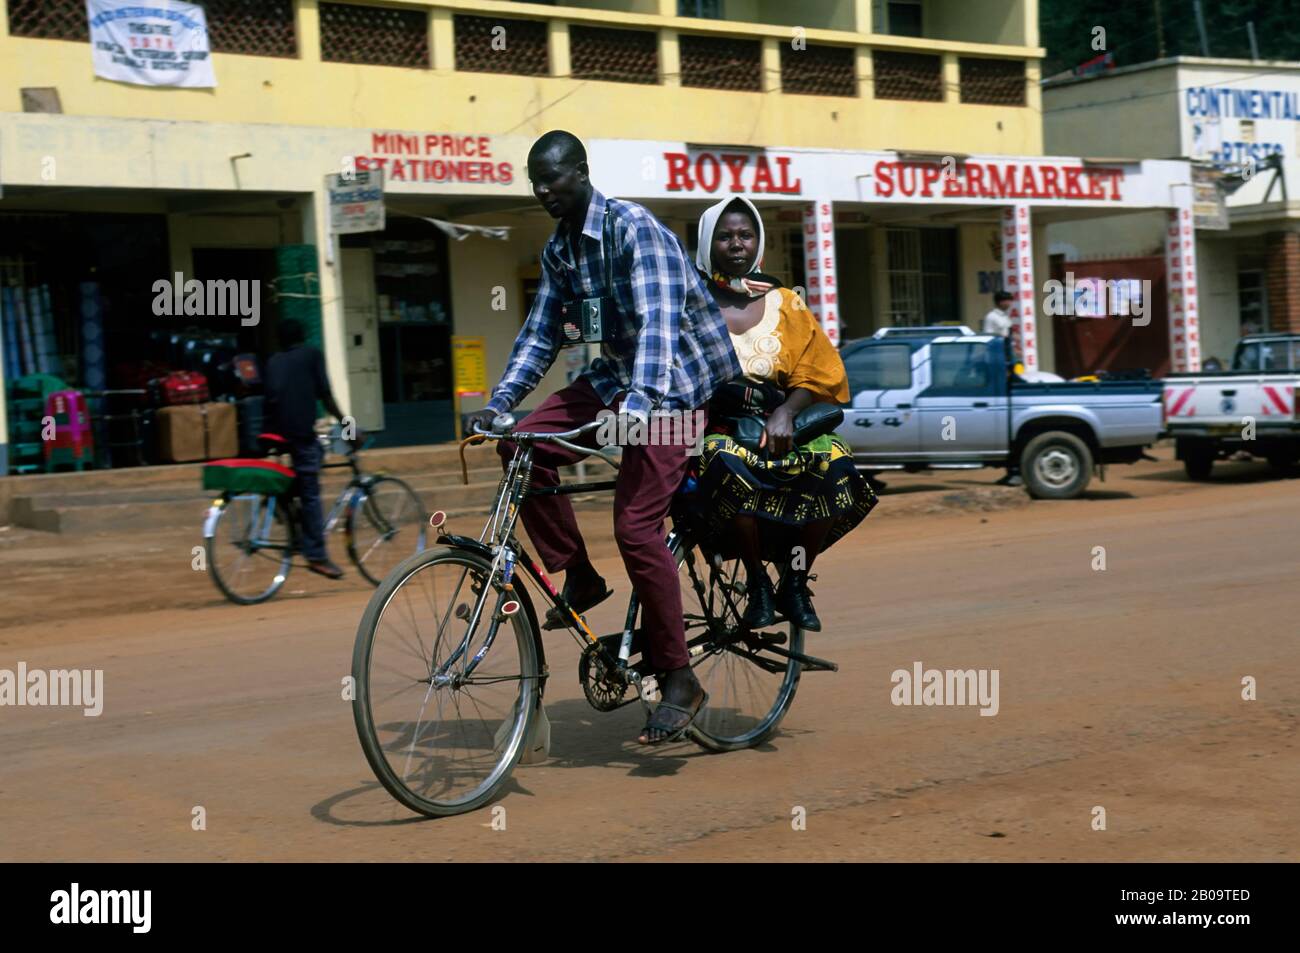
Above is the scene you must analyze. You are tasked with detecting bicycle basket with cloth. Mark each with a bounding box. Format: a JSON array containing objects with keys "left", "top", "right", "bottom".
[{"left": 201, "top": 458, "right": 296, "bottom": 496}]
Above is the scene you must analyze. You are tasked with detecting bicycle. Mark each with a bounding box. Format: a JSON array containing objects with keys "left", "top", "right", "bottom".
[
  {"left": 350, "top": 414, "right": 839, "bottom": 818},
  {"left": 203, "top": 428, "right": 428, "bottom": 605}
]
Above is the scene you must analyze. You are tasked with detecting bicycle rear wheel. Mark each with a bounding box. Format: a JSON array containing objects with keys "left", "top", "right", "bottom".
[
  {"left": 671, "top": 534, "right": 802, "bottom": 752},
  {"left": 352, "top": 546, "right": 540, "bottom": 818},
  {"left": 346, "top": 476, "right": 429, "bottom": 586},
  {"left": 204, "top": 494, "right": 293, "bottom": 605}
]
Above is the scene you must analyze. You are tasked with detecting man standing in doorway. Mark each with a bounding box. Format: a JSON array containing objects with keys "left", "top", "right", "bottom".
[
  {"left": 982, "top": 290, "right": 1013, "bottom": 337},
  {"left": 979, "top": 292, "right": 1024, "bottom": 486},
  {"left": 466, "top": 130, "right": 741, "bottom": 745}
]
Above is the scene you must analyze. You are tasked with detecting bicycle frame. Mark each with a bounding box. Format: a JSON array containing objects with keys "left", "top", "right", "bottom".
[{"left": 429, "top": 423, "right": 838, "bottom": 693}]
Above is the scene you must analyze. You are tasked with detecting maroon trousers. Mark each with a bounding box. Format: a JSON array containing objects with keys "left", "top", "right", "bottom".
[{"left": 498, "top": 377, "right": 699, "bottom": 672}]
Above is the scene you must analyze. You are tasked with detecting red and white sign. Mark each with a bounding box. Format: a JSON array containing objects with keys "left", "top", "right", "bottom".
[
  {"left": 356, "top": 131, "right": 516, "bottom": 186},
  {"left": 802, "top": 200, "right": 840, "bottom": 346},
  {"left": 872, "top": 160, "right": 1125, "bottom": 202},
  {"left": 1001, "top": 204, "right": 1039, "bottom": 371},
  {"left": 662, "top": 150, "right": 802, "bottom": 195},
  {"left": 1165, "top": 206, "right": 1202, "bottom": 373}
]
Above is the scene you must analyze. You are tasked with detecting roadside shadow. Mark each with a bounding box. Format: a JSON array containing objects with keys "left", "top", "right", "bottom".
[
  {"left": 1132, "top": 462, "right": 1285, "bottom": 484},
  {"left": 1075, "top": 490, "right": 1136, "bottom": 501},
  {"left": 311, "top": 776, "right": 534, "bottom": 827},
  {"left": 875, "top": 482, "right": 956, "bottom": 495}
]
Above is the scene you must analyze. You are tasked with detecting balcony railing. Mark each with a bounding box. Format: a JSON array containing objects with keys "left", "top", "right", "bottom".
[{"left": 3, "top": 0, "right": 1033, "bottom": 105}]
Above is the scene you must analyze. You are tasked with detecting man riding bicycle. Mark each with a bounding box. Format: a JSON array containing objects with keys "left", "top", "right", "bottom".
[{"left": 466, "top": 130, "right": 741, "bottom": 745}]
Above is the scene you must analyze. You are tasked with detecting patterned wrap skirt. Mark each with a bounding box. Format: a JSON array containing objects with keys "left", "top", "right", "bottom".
[{"left": 682, "top": 427, "right": 878, "bottom": 562}]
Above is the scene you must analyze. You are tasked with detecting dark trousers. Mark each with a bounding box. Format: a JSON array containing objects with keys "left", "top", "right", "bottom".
[
  {"left": 499, "top": 377, "right": 700, "bottom": 672},
  {"left": 290, "top": 438, "right": 327, "bottom": 561}
]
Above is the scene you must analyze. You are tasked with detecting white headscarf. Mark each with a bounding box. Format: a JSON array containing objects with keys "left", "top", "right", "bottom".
[{"left": 695, "top": 196, "right": 777, "bottom": 298}]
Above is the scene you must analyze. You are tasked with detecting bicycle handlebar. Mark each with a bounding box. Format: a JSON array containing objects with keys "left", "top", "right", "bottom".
[{"left": 459, "top": 418, "right": 616, "bottom": 485}]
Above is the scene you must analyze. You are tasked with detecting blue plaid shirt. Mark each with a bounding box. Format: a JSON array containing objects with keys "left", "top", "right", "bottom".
[{"left": 486, "top": 189, "right": 741, "bottom": 419}]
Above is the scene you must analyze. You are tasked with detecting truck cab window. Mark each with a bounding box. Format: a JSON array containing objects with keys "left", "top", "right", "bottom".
[
  {"left": 925, "top": 343, "right": 994, "bottom": 396},
  {"left": 844, "top": 344, "right": 912, "bottom": 395}
]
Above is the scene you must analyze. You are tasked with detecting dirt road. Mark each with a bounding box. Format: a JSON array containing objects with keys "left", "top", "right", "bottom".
[{"left": 1, "top": 452, "right": 1296, "bottom": 861}]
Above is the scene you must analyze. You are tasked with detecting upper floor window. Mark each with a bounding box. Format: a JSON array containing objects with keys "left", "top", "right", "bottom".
[
  {"left": 679, "top": 0, "right": 723, "bottom": 19},
  {"left": 879, "top": 0, "right": 923, "bottom": 37}
]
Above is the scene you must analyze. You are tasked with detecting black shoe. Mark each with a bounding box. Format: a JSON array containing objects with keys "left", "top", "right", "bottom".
[
  {"left": 544, "top": 574, "right": 613, "bottom": 630},
  {"left": 776, "top": 568, "right": 821, "bottom": 632},
  {"left": 742, "top": 573, "right": 776, "bottom": 629},
  {"left": 307, "top": 558, "right": 344, "bottom": 580}
]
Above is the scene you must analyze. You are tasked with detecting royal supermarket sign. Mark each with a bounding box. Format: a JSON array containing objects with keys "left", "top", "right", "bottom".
[{"left": 593, "top": 141, "right": 1185, "bottom": 209}]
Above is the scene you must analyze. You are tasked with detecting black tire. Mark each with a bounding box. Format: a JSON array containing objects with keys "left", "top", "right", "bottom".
[
  {"left": 352, "top": 545, "right": 540, "bottom": 818},
  {"left": 204, "top": 494, "right": 293, "bottom": 605},
  {"left": 1183, "top": 444, "right": 1215, "bottom": 481},
  {"left": 1266, "top": 447, "right": 1299, "bottom": 476},
  {"left": 346, "top": 475, "right": 429, "bottom": 586},
  {"left": 669, "top": 534, "right": 803, "bottom": 753},
  {"left": 1020, "top": 431, "right": 1093, "bottom": 499}
]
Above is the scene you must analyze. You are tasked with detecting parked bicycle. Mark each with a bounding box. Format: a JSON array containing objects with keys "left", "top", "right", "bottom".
[
  {"left": 203, "top": 427, "right": 428, "bottom": 604},
  {"left": 351, "top": 414, "right": 839, "bottom": 818}
]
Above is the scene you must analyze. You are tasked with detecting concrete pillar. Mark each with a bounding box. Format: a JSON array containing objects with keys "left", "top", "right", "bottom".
[
  {"left": 802, "top": 200, "right": 842, "bottom": 346},
  {"left": 761, "top": 38, "right": 781, "bottom": 94},
  {"left": 1165, "top": 206, "right": 1202, "bottom": 372},
  {"left": 299, "top": 0, "right": 321, "bottom": 65},
  {"left": 660, "top": 30, "right": 681, "bottom": 88},
  {"left": 304, "top": 190, "right": 353, "bottom": 417},
  {"left": 548, "top": 19, "right": 570, "bottom": 78},
  {"left": 1001, "top": 203, "right": 1039, "bottom": 371},
  {"left": 942, "top": 53, "right": 960, "bottom": 105},
  {"left": 1264, "top": 230, "right": 1300, "bottom": 333},
  {"left": 431, "top": 7, "right": 455, "bottom": 72},
  {"left": 854, "top": 0, "right": 873, "bottom": 33}
]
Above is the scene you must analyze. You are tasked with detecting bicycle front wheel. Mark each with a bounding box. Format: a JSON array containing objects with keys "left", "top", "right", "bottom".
[
  {"left": 671, "top": 535, "right": 803, "bottom": 752},
  {"left": 352, "top": 546, "right": 540, "bottom": 818},
  {"left": 347, "top": 476, "right": 429, "bottom": 586},
  {"left": 204, "top": 494, "right": 293, "bottom": 605}
]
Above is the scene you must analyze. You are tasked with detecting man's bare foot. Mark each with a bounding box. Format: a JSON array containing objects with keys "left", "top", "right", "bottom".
[{"left": 638, "top": 666, "right": 706, "bottom": 744}]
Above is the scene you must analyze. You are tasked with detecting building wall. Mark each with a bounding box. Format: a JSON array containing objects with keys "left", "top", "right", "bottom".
[
  {"left": 1196, "top": 235, "right": 1240, "bottom": 363},
  {"left": 0, "top": 0, "right": 1050, "bottom": 454},
  {"left": 1044, "top": 66, "right": 1183, "bottom": 160},
  {"left": 0, "top": 1, "right": 1044, "bottom": 157}
]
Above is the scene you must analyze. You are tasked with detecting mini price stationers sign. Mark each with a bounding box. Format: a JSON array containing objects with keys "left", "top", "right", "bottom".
[
  {"left": 452, "top": 336, "right": 487, "bottom": 440},
  {"left": 326, "top": 169, "right": 385, "bottom": 234}
]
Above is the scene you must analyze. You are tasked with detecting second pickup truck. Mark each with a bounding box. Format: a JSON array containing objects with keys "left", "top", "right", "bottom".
[{"left": 835, "top": 328, "right": 1165, "bottom": 499}]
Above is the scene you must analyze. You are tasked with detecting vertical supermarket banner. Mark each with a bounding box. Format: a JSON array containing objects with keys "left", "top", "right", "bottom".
[
  {"left": 802, "top": 200, "right": 841, "bottom": 347},
  {"left": 87, "top": 0, "right": 217, "bottom": 88},
  {"left": 1001, "top": 204, "right": 1039, "bottom": 371}
]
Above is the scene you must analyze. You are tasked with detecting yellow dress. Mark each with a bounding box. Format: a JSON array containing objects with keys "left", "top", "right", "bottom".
[
  {"left": 729, "top": 288, "right": 849, "bottom": 403},
  {"left": 686, "top": 287, "right": 876, "bottom": 558}
]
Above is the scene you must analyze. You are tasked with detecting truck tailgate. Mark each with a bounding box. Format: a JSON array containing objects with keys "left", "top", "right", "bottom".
[{"left": 1164, "top": 376, "right": 1299, "bottom": 428}]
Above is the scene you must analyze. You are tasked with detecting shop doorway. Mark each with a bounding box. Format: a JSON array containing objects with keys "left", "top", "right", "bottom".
[
  {"left": 341, "top": 218, "right": 455, "bottom": 447},
  {"left": 1050, "top": 256, "right": 1169, "bottom": 378}
]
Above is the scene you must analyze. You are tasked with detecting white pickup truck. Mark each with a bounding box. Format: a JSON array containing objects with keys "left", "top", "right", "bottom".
[{"left": 1163, "top": 333, "right": 1300, "bottom": 480}]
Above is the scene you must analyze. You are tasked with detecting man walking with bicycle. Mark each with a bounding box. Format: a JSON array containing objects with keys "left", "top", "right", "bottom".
[
  {"left": 265, "top": 318, "right": 349, "bottom": 580},
  {"left": 466, "top": 130, "right": 741, "bottom": 745}
]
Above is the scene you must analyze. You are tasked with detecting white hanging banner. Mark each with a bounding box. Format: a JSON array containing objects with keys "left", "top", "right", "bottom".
[
  {"left": 1001, "top": 203, "right": 1039, "bottom": 371},
  {"left": 87, "top": 0, "right": 217, "bottom": 88},
  {"left": 801, "top": 199, "right": 841, "bottom": 347}
]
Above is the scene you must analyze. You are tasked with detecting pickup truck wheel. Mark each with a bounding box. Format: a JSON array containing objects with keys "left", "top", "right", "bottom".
[
  {"left": 1266, "top": 452, "right": 1299, "bottom": 476},
  {"left": 1183, "top": 448, "right": 1215, "bottom": 481},
  {"left": 1020, "top": 431, "right": 1093, "bottom": 500}
]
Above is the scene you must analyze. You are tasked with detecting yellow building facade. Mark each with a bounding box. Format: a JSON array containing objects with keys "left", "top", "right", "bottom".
[{"left": 4, "top": 0, "right": 1191, "bottom": 466}]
